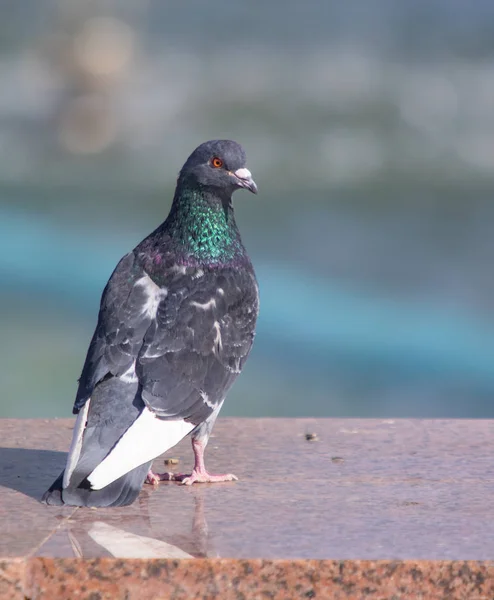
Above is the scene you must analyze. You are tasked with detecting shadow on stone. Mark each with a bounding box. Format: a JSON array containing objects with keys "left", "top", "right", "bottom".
[{"left": 0, "top": 447, "right": 66, "bottom": 501}]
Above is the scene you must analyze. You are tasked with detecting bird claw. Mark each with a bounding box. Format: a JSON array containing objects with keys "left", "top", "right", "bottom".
[
  {"left": 147, "top": 469, "right": 238, "bottom": 485},
  {"left": 145, "top": 470, "right": 161, "bottom": 486},
  {"left": 180, "top": 471, "right": 238, "bottom": 485},
  {"left": 146, "top": 469, "right": 181, "bottom": 484}
]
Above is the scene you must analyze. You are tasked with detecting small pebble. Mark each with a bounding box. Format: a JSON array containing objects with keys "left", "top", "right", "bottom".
[
  {"left": 305, "top": 432, "right": 318, "bottom": 442},
  {"left": 164, "top": 457, "right": 180, "bottom": 465},
  {"left": 331, "top": 456, "right": 344, "bottom": 463}
]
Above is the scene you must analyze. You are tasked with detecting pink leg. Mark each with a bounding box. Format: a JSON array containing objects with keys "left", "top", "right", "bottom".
[{"left": 148, "top": 438, "right": 238, "bottom": 486}]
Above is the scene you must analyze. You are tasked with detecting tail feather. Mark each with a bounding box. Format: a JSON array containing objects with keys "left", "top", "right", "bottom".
[
  {"left": 42, "top": 376, "right": 152, "bottom": 508},
  {"left": 87, "top": 407, "right": 194, "bottom": 490},
  {"left": 41, "top": 462, "right": 151, "bottom": 508}
]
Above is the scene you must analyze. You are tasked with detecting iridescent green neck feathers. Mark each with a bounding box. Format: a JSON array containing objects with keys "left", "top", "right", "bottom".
[{"left": 166, "top": 186, "right": 245, "bottom": 264}]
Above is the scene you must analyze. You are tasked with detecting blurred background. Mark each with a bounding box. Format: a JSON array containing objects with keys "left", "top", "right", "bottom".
[{"left": 2, "top": 0, "right": 494, "bottom": 418}]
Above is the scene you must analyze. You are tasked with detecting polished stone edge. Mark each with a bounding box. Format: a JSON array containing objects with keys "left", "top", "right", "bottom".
[{"left": 0, "top": 558, "right": 491, "bottom": 600}]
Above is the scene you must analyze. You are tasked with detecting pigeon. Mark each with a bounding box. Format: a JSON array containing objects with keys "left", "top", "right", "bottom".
[{"left": 42, "top": 139, "right": 259, "bottom": 508}]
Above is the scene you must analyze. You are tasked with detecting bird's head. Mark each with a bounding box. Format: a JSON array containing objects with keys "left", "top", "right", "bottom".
[{"left": 178, "top": 140, "right": 258, "bottom": 197}]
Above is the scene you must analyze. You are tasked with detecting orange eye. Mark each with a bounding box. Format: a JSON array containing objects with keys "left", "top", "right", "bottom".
[{"left": 211, "top": 157, "right": 223, "bottom": 168}]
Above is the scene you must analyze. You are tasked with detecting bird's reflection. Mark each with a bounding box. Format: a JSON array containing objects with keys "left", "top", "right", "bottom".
[
  {"left": 86, "top": 521, "right": 193, "bottom": 558},
  {"left": 54, "top": 486, "right": 214, "bottom": 558}
]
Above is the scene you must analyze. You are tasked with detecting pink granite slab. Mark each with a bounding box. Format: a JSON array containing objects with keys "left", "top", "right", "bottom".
[
  {"left": 24, "top": 558, "right": 494, "bottom": 600},
  {"left": 1, "top": 418, "right": 493, "bottom": 598}
]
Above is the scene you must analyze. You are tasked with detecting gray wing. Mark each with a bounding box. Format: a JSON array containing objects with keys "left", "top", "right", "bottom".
[
  {"left": 74, "top": 252, "right": 155, "bottom": 412},
  {"left": 74, "top": 252, "right": 258, "bottom": 425},
  {"left": 138, "top": 266, "right": 259, "bottom": 425}
]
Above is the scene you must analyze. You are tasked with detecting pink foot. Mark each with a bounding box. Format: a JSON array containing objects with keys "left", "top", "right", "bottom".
[
  {"left": 147, "top": 438, "right": 237, "bottom": 486},
  {"left": 147, "top": 470, "right": 237, "bottom": 485},
  {"left": 145, "top": 469, "right": 187, "bottom": 483},
  {"left": 176, "top": 470, "right": 238, "bottom": 486}
]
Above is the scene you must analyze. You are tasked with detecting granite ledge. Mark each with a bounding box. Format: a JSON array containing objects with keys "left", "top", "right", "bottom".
[
  {"left": 2, "top": 417, "right": 494, "bottom": 598},
  {"left": 0, "top": 558, "right": 489, "bottom": 600}
]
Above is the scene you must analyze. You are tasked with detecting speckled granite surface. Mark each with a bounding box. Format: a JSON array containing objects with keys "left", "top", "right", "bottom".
[{"left": 1, "top": 418, "right": 494, "bottom": 599}]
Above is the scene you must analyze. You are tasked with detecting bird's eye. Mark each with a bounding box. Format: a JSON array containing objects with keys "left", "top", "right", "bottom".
[{"left": 211, "top": 157, "right": 223, "bottom": 168}]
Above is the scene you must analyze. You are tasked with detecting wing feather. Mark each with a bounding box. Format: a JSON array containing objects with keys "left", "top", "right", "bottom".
[{"left": 74, "top": 252, "right": 259, "bottom": 427}]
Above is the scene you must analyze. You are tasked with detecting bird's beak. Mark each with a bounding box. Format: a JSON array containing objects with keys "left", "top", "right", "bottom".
[{"left": 232, "top": 168, "right": 258, "bottom": 194}]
